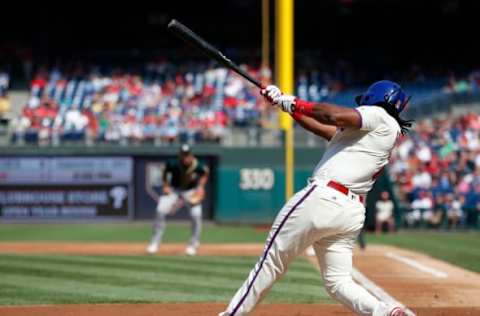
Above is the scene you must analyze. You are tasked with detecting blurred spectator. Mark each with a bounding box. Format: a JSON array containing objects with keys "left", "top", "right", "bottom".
[
  {"left": 411, "top": 164, "right": 432, "bottom": 189},
  {"left": 464, "top": 184, "right": 480, "bottom": 228},
  {"left": 64, "top": 105, "right": 87, "bottom": 132},
  {"left": 446, "top": 194, "right": 464, "bottom": 229},
  {"left": 0, "top": 70, "right": 11, "bottom": 119},
  {"left": 0, "top": 94, "right": 10, "bottom": 118},
  {"left": 0, "top": 70, "right": 9, "bottom": 95},
  {"left": 444, "top": 76, "right": 471, "bottom": 94},
  {"left": 375, "top": 191, "right": 395, "bottom": 234},
  {"left": 406, "top": 190, "right": 433, "bottom": 227},
  {"left": 425, "top": 195, "right": 445, "bottom": 228}
]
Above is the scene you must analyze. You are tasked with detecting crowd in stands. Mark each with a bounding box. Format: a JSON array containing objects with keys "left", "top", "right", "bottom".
[
  {"left": 390, "top": 113, "right": 480, "bottom": 229},
  {"left": 10, "top": 61, "right": 274, "bottom": 145},
  {"left": 7, "top": 59, "right": 480, "bottom": 145}
]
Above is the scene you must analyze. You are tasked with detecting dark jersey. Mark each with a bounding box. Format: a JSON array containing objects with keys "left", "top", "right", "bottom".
[{"left": 164, "top": 158, "right": 209, "bottom": 190}]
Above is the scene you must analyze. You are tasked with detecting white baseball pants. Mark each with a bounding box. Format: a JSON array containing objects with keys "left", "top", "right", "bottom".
[
  {"left": 220, "top": 180, "right": 391, "bottom": 316},
  {"left": 150, "top": 189, "right": 202, "bottom": 248}
]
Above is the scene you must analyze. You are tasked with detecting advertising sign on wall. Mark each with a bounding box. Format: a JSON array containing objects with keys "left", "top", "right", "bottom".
[{"left": 0, "top": 157, "right": 133, "bottom": 219}]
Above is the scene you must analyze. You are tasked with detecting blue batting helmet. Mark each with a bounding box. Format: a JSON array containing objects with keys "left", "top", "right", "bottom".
[{"left": 355, "top": 80, "right": 411, "bottom": 113}]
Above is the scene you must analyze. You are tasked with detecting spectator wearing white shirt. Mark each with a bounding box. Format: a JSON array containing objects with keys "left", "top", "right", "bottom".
[
  {"left": 446, "top": 194, "right": 464, "bottom": 229},
  {"left": 416, "top": 142, "right": 432, "bottom": 163},
  {"left": 375, "top": 191, "right": 395, "bottom": 234},
  {"left": 407, "top": 190, "right": 433, "bottom": 227},
  {"left": 64, "top": 105, "right": 88, "bottom": 132},
  {"left": 397, "top": 137, "right": 414, "bottom": 160},
  {"left": 411, "top": 165, "right": 432, "bottom": 189}
]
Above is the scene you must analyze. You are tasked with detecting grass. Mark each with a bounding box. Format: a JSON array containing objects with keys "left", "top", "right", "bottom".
[
  {"left": 0, "top": 222, "right": 268, "bottom": 243},
  {"left": 367, "top": 231, "right": 480, "bottom": 273},
  {"left": 0, "top": 223, "right": 331, "bottom": 306},
  {"left": 1, "top": 224, "right": 480, "bottom": 273},
  {"left": 0, "top": 254, "right": 331, "bottom": 305},
  {"left": 1, "top": 223, "right": 480, "bottom": 305}
]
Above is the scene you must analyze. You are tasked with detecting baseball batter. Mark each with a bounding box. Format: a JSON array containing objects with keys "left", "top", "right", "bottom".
[
  {"left": 219, "top": 81, "right": 412, "bottom": 316},
  {"left": 147, "top": 144, "right": 209, "bottom": 256}
]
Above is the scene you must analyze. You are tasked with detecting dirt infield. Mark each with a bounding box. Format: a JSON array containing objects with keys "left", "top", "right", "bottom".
[
  {"left": 1, "top": 242, "right": 480, "bottom": 316},
  {"left": 353, "top": 245, "right": 480, "bottom": 309},
  {"left": 1, "top": 303, "right": 480, "bottom": 316},
  {"left": 0, "top": 303, "right": 355, "bottom": 316},
  {"left": 0, "top": 241, "right": 265, "bottom": 256}
]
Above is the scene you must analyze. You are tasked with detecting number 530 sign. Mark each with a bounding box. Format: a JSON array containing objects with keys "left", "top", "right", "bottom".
[{"left": 239, "top": 168, "right": 275, "bottom": 190}]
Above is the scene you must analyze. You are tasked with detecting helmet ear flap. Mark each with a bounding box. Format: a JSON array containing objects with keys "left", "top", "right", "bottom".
[{"left": 384, "top": 89, "right": 410, "bottom": 113}]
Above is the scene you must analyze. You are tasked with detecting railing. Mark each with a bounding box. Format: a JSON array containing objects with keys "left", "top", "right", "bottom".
[{"left": 2, "top": 126, "right": 328, "bottom": 148}]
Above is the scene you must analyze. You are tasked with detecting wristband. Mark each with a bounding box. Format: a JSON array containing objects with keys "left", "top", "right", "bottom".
[
  {"left": 294, "top": 99, "right": 315, "bottom": 116},
  {"left": 291, "top": 111, "right": 303, "bottom": 121}
]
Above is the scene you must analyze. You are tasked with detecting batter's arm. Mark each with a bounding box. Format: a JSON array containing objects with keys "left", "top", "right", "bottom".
[
  {"left": 295, "top": 100, "right": 362, "bottom": 129},
  {"left": 261, "top": 86, "right": 361, "bottom": 130},
  {"left": 292, "top": 114, "right": 337, "bottom": 141}
]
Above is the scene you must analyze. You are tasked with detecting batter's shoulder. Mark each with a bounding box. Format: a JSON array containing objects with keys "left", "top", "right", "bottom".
[
  {"left": 356, "top": 105, "right": 388, "bottom": 116},
  {"left": 355, "top": 105, "right": 399, "bottom": 134}
]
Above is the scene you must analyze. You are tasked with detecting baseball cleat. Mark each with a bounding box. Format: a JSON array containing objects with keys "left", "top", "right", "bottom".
[
  {"left": 389, "top": 306, "right": 408, "bottom": 316},
  {"left": 146, "top": 242, "right": 159, "bottom": 254},
  {"left": 185, "top": 245, "right": 197, "bottom": 256}
]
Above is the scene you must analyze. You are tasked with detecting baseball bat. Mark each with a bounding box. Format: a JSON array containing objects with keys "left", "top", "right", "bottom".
[{"left": 167, "top": 19, "right": 264, "bottom": 89}]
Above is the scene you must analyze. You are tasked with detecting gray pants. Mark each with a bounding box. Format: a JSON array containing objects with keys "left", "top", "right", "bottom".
[{"left": 149, "top": 190, "right": 202, "bottom": 247}]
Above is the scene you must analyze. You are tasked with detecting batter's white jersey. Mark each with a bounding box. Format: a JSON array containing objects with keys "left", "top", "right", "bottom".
[
  {"left": 312, "top": 105, "right": 401, "bottom": 195},
  {"left": 221, "top": 104, "right": 404, "bottom": 316}
]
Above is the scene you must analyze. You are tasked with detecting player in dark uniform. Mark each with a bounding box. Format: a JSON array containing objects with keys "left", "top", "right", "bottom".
[{"left": 147, "top": 144, "right": 209, "bottom": 256}]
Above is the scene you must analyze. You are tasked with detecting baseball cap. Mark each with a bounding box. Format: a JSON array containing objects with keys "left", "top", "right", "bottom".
[{"left": 180, "top": 144, "right": 192, "bottom": 155}]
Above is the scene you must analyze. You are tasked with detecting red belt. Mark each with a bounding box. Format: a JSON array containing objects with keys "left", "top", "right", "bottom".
[{"left": 327, "top": 180, "right": 365, "bottom": 203}]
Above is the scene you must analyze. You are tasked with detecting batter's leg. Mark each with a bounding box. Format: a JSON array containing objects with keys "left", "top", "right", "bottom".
[
  {"left": 147, "top": 211, "right": 166, "bottom": 254},
  {"left": 314, "top": 234, "right": 390, "bottom": 316},
  {"left": 220, "top": 184, "right": 318, "bottom": 316}
]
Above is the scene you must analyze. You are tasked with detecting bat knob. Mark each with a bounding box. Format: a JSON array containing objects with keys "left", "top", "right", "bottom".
[{"left": 167, "top": 19, "right": 178, "bottom": 29}]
